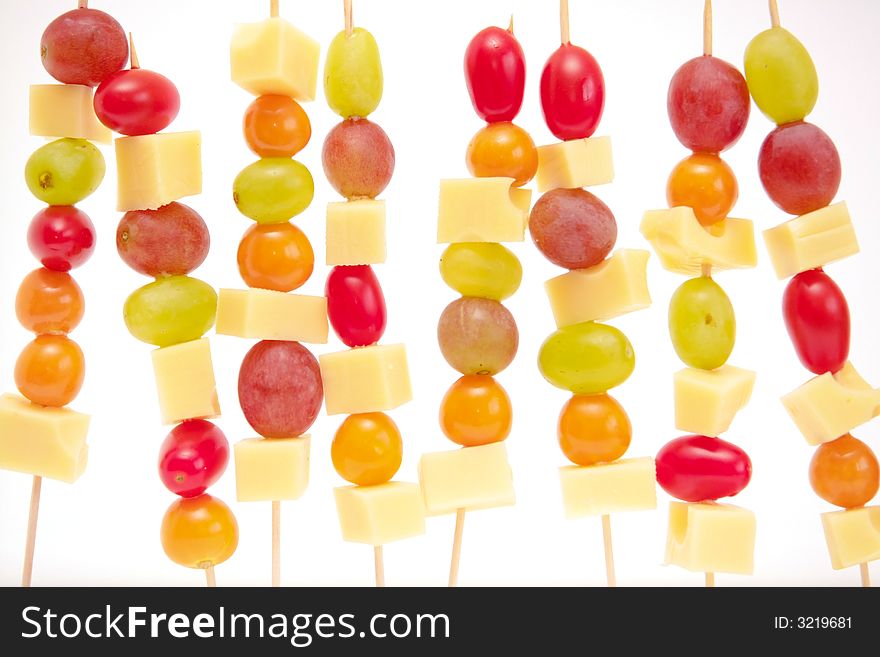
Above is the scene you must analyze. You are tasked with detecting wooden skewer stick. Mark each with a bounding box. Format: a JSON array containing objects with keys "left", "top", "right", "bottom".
[
  {"left": 769, "top": 0, "right": 781, "bottom": 28},
  {"left": 21, "top": 476, "right": 42, "bottom": 587},
  {"left": 374, "top": 546, "right": 385, "bottom": 587},
  {"left": 270, "top": 0, "right": 279, "bottom": 18},
  {"left": 508, "top": 15, "right": 514, "bottom": 34},
  {"left": 560, "top": 0, "right": 571, "bottom": 45},
  {"left": 705, "top": 572, "right": 715, "bottom": 587},
  {"left": 345, "top": 0, "right": 353, "bottom": 35},
  {"left": 204, "top": 564, "right": 216, "bottom": 588},
  {"left": 448, "top": 508, "right": 465, "bottom": 587},
  {"left": 860, "top": 563, "right": 871, "bottom": 588},
  {"left": 703, "top": 0, "right": 713, "bottom": 56},
  {"left": 601, "top": 514, "right": 617, "bottom": 587},
  {"left": 128, "top": 34, "right": 140, "bottom": 69},
  {"left": 78, "top": 0, "right": 88, "bottom": 9},
  {"left": 272, "top": 500, "right": 281, "bottom": 587},
  {"left": 701, "top": 263, "right": 713, "bottom": 278}
]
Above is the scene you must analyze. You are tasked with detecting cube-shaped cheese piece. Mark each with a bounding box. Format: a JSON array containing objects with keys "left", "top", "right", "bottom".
[
  {"left": 418, "top": 443, "right": 515, "bottom": 516},
  {"left": 640, "top": 207, "right": 757, "bottom": 275},
  {"left": 781, "top": 362, "right": 880, "bottom": 446},
  {"left": 326, "top": 200, "right": 386, "bottom": 265},
  {"left": 334, "top": 482, "right": 426, "bottom": 545},
  {"left": 821, "top": 506, "right": 880, "bottom": 570},
  {"left": 763, "top": 202, "right": 858, "bottom": 280},
  {"left": 116, "top": 131, "right": 201, "bottom": 211},
  {"left": 536, "top": 136, "right": 614, "bottom": 192},
  {"left": 0, "top": 394, "right": 89, "bottom": 483},
  {"left": 545, "top": 249, "right": 651, "bottom": 328},
  {"left": 151, "top": 338, "right": 220, "bottom": 425},
  {"left": 234, "top": 436, "right": 310, "bottom": 502},
  {"left": 559, "top": 457, "right": 656, "bottom": 519},
  {"left": 437, "top": 178, "right": 531, "bottom": 243},
  {"left": 230, "top": 17, "right": 320, "bottom": 100},
  {"left": 665, "top": 502, "right": 756, "bottom": 575},
  {"left": 29, "top": 85, "right": 111, "bottom": 143},
  {"left": 319, "top": 344, "right": 412, "bottom": 415},
  {"left": 674, "top": 366, "right": 756, "bottom": 437},
  {"left": 216, "top": 288, "right": 328, "bottom": 344}
]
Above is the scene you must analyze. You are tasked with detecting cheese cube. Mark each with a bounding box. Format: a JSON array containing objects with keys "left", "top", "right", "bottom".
[
  {"left": 319, "top": 344, "right": 412, "bottom": 415},
  {"left": 437, "top": 178, "right": 531, "bottom": 243},
  {"left": 234, "top": 436, "right": 310, "bottom": 502},
  {"left": 781, "top": 362, "right": 880, "bottom": 446},
  {"left": 0, "top": 394, "right": 89, "bottom": 483},
  {"left": 674, "top": 366, "right": 756, "bottom": 437},
  {"left": 821, "top": 506, "right": 880, "bottom": 570},
  {"left": 665, "top": 502, "right": 756, "bottom": 575},
  {"left": 334, "top": 482, "right": 426, "bottom": 545},
  {"left": 29, "top": 85, "right": 111, "bottom": 143},
  {"left": 545, "top": 249, "right": 651, "bottom": 328},
  {"left": 763, "top": 202, "right": 859, "bottom": 280},
  {"left": 230, "top": 17, "right": 320, "bottom": 101},
  {"left": 216, "top": 288, "right": 328, "bottom": 344},
  {"left": 418, "top": 443, "right": 515, "bottom": 516},
  {"left": 536, "top": 136, "right": 614, "bottom": 192},
  {"left": 116, "top": 131, "right": 201, "bottom": 211},
  {"left": 559, "top": 457, "right": 657, "bottom": 518},
  {"left": 640, "top": 207, "right": 757, "bottom": 275},
  {"left": 326, "top": 200, "right": 386, "bottom": 265},
  {"left": 151, "top": 338, "right": 220, "bottom": 425}
]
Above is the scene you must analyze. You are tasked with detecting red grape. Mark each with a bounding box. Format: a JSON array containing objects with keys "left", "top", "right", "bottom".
[
  {"left": 464, "top": 26, "right": 525, "bottom": 123},
  {"left": 322, "top": 118, "right": 394, "bottom": 199},
  {"left": 94, "top": 68, "right": 180, "bottom": 136},
  {"left": 158, "top": 420, "right": 229, "bottom": 498},
  {"left": 27, "top": 206, "right": 95, "bottom": 272},
  {"left": 117, "top": 203, "right": 210, "bottom": 277},
  {"left": 540, "top": 44, "right": 605, "bottom": 141},
  {"left": 529, "top": 188, "right": 617, "bottom": 269},
  {"left": 437, "top": 297, "right": 518, "bottom": 376},
  {"left": 325, "top": 265, "right": 387, "bottom": 348},
  {"left": 41, "top": 8, "right": 128, "bottom": 87}
]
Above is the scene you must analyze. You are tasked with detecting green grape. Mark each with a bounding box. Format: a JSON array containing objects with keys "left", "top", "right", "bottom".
[
  {"left": 124, "top": 276, "right": 217, "bottom": 347},
  {"left": 324, "top": 27, "right": 383, "bottom": 118},
  {"left": 233, "top": 158, "right": 314, "bottom": 224},
  {"left": 25, "top": 138, "right": 105, "bottom": 205},
  {"left": 439, "top": 243, "right": 522, "bottom": 301},
  {"left": 668, "top": 276, "right": 735, "bottom": 370},
  {"left": 744, "top": 27, "right": 818, "bottom": 125},
  {"left": 538, "top": 321, "right": 635, "bottom": 394}
]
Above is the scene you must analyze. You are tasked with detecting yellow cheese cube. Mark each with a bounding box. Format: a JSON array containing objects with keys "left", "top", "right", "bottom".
[
  {"left": 763, "top": 202, "right": 859, "bottom": 280},
  {"left": 821, "top": 506, "right": 880, "bottom": 570},
  {"left": 674, "top": 366, "right": 756, "bottom": 437},
  {"left": 640, "top": 207, "right": 757, "bottom": 275},
  {"left": 151, "top": 338, "right": 220, "bottom": 425},
  {"left": 0, "top": 394, "right": 89, "bottom": 483},
  {"left": 216, "top": 288, "right": 328, "bottom": 344},
  {"left": 29, "top": 85, "right": 111, "bottom": 143},
  {"left": 115, "top": 131, "right": 201, "bottom": 211},
  {"left": 230, "top": 17, "right": 320, "bottom": 101},
  {"left": 536, "top": 136, "right": 614, "bottom": 192},
  {"left": 319, "top": 344, "right": 412, "bottom": 415},
  {"left": 781, "top": 362, "right": 880, "bottom": 446},
  {"left": 326, "top": 200, "right": 386, "bottom": 265},
  {"left": 665, "top": 502, "right": 756, "bottom": 575},
  {"left": 437, "top": 178, "right": 531, "bottom": 243},
  {"left": 334, "top": 482, "right": 426, "bottom": 546},
  {"left": 234, "top": 436, "right": 310, "bottom": 502},
  {"left": 545, "top": 249, "right": 651, "bottom": 328},
  {"left": 559, "top": 457, "right": 657, "bottom": 519},
  {"left": 418, "top": 443, "right": 515, "bottom": 516}
]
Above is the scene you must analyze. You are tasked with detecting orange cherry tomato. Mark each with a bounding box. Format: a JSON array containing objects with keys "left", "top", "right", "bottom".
[
  {"left": 243, "top": 94, "right": 311, "bottom": 158},
  {"left": 237, "top": 222, "right": 314, "bottom": 292},
  {"left": 160, "top": 494, "right": 238, "bottom": 569},
  {"left": 14, "top": 334, "right": 85, "bottom": 407},
  {"left": 558, "top": 393, "right": 631, "bottom": 466},
  {"left": 439, "top": 374, "right": 512, "bottom": 447},
  {"left": 15, "top": 267, "right": 84, "bottom": 334},
  {"left": 809, "top": 434, "right": 879, "bottom": 508},
  {"left": 666, "top": 152, "right": 738, "bottom": 226},
  {"left": 466, "top": 121, "right": 537, "bottom": 187},
  {"left": 331, "top": 412, "right": 403, "bottom": 486}
]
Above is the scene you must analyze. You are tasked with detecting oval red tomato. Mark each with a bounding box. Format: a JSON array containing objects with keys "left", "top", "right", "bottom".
[
  {"left": 656, "top": 435, "right": 752, "bottom": 502},
  {"left": 782, "top": 269, "right": 850, "bottom": 375},
  {"left": 158, "top": 419, "right": 229, "bottom": 498},
  {"left": 94, "top": 67, "right": 180, "bottom": 136},
  {"left": 326, "top": 265, "right": 387, "bottom": 348},
  {"left": 540, "top": 43, "right": 605, "bottom": 141},
  {"left": 27, "top": 206, "right": 96, "bottom": 271},
  {"left": 464, "top": 26, "right": 525, "bottom": 123}
]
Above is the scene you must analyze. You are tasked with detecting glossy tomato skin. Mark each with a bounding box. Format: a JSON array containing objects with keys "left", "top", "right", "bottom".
[
  {"left": 158, "top": 420, "right": 229, "bottom": 498},
  {"left": 782, "top": 269, "right": 850, "bottom": 375},
  {"left": 540, "top": 44, "right": 605, "bottom": 141},
  {"left": 656, "top": 435, "right": 752, "bottom": 502},
  {"left": 464, "top": 26, "right": 525, "bottom": 123},
  {"left": 27, "top": 206, "right": 96, "bottom": 271},
  {"left": 94, "top": 68, "right": 180, "bottom": 136},
  {"left": 325, "top": 265, "right": 387, "bottom": 348}
]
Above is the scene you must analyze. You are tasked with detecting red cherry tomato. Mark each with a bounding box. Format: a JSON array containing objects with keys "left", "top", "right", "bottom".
[
  {"left": 158, "top": 419, "right": 229, "bottom": 498},
  {"left": 464, "top": 26, "right": 525, "bottom": 123},
  {"left": 782, "top": 269, "right": 850, "bottom": 375},
  {"left": 94, "top": 67, "right": 180, "bottom": 136},
  {"left": 540, "top": 43, "right": 605, "bottom": 140},
  {"left": 325, "top": 265, "right": 387, "bottom": 348},
  {"left": 656, "top": 435, "right": 752, "bottom": 502},
  {"left": 27, "top": 206, "right": 95, "bottom": 271}
]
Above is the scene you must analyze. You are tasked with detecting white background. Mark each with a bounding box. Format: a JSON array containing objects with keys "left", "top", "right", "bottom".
[{"left": 1, "top": 0, "right": 878, "bottom": 587}]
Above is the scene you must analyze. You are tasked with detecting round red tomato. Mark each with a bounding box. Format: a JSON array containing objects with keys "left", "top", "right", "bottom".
[
  {"left": 656, "top": 435, "right": 752, "bottom": 502},
  {"left": 158, "top": 419, "right": 229, "bottom": 498},
  {"left": 94, "top": 67, "right": 180, "bottom": 136},
  {"left": 27, "top": 206, "right": 96, "bottom": 271},
  {"left": 325, "top": 265, "right": 387, "bottom": 348},
  {"left": 540, "top": 43, "right": 605, "bottom": 140},
  {"left": 464, "top": 26, "right": 525, "bottom": 123}
]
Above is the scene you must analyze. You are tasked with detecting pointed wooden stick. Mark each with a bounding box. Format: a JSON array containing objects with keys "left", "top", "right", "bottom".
[
  {"left": 508, "top": 15, "right": 514, "bottom": 34},
  {"left": 860, "top": 563, "right": 871, "bottom": 588},
  {"left": 272, "top": 501, "right": 281, "bottom": 587},
  {"left": 345, "top": 0, "right": 353, "bottom": 35},
  {"left": 601, "top": 514, "right": 617, "bottom": 587},
  {"left": 703, "top": 0, "right": 713, "bottom": 56},
  {"left": 270, "top": 0, "right": 279, "bottom": 18},
  {"left": 78, "top": 0, "right": 88, "bottom": 8},
  {"left": 374, "top": 546, "right": 385, "bottom": 587},
  {"left": 21, "top": 476, "right": 42, "bottom": 588},
  {"left": 560, "top": 0, "right": 571, "bottom": 45},
  {"left": 448, "top": 508, "right": 465, "bottom": 587},
  {"left": 701, "top": 263, "right": 713, "bottom": 278},
  {"left": 128, "top": 34, "right": 140, "bottom": 69},
  {"left": 769, "top": 0, "right": 781, "bottom": 27},
  {"left": 205, "top": 564, "right": 216, "bottom": 588},
  {"left": 705, "top": 572, "right": 715, "bottom": 587}
]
